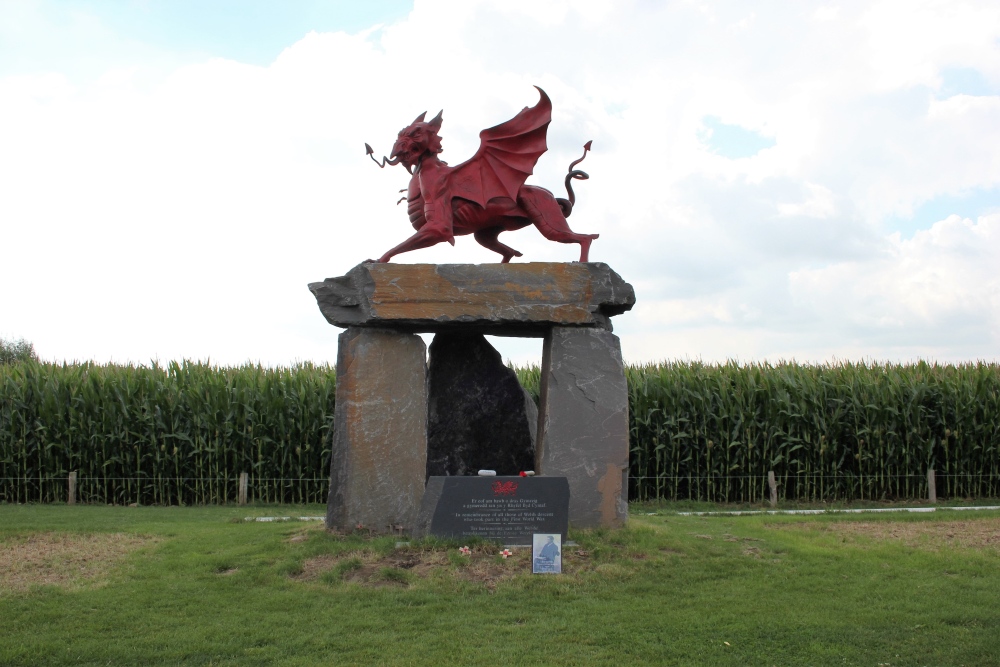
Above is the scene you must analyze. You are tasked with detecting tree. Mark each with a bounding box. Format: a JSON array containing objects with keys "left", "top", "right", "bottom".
[{"left": 0, "top": 337, "right": 38, "bottom": 364}]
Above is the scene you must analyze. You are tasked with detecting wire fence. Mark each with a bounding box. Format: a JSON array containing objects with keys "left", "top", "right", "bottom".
[
  {"left": 5, "top": 470, "right": 998, "bottom": 506},
  {"left": 628, "top": 471, "right": 1000, "bottom": 503},
  {"left": 0, "top": 476, "right": 330, "bottom": 505}
]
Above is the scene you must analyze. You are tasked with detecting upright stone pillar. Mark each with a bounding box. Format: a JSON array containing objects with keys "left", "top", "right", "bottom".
[
  {"left": 327, "top": 327, "right": 428, "bottom": 532},
  {"left": 536, "top": 327, "right": 630, "bottom": 529},
  {"left": 426, "top": 333, "right": 537, "bottom": 478}
]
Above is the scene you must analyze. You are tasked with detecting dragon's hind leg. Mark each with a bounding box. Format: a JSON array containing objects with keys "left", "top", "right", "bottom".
[
  {"left": 518, "top": 186, "right": 598, "bottom": 262},
  {"left": 474, "top": 227, "right": 523, "bottom": 263}
]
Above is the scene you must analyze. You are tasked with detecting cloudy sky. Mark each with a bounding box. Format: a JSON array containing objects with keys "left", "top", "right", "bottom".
[{"left": 1, "top": 0, "right": 998, "bottom": 367}]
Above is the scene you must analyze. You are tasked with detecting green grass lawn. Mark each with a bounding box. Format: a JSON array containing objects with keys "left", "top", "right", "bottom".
[{"left": 2, "top": 503, "right": 999, "bottom": 666}]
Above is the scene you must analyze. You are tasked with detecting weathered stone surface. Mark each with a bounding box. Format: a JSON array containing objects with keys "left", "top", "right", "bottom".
[
  {"left": 327, "top": 328, "right": 427, "bottom": 532},
  {"left": 426, "top": 333, "right": 536, "bottom": 478},
  {"left": 414, "top": 476, "right": 570, "bottom": 545},
  {"left": 309, "top": 262, "right": 635, "bottom": 334},
  {"left": 536, "top": 327, "right": 629, "bottom": 529},
  {"left": 412, "top": 476, "right": 446, "bottom": 538}
]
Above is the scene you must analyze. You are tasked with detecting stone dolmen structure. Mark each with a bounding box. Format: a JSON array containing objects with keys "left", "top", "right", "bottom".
[
  {"left": 312, "top": 86, "right": 636, "bottom": 537},
  {"left": 309, "top": 261, "right": 635, "bottom": 535}
]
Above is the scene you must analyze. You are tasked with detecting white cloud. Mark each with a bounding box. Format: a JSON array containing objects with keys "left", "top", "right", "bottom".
[
  {"left": 778, "top": 183, "right": 837, "bottom": 219},
  {"left": 1, "top": 0, "right": 999, "bottom": 366},
  {"left": 789, "top": 215, "right": 1000, "bottom": 358},
  {"left": 860, "top": 0, "right": 1000, "bottom": 92}
]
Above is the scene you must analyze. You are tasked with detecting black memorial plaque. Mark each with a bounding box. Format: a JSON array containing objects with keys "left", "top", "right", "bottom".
[{"left": 421, "top": 476, "right": 569, "bottom": 545}]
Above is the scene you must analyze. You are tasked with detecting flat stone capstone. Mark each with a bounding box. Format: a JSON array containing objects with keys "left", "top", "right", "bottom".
[{"left": 309, "top": 262, "right": 635, "bottom": 335}]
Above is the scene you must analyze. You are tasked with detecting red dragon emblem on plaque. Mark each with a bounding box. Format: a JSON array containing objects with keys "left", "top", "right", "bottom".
[
  {"left": 364, "top": 86, "right": 597, "bottom": 264},
  {"left": 492, "top": 480, "right": 519, "bottom": 497}
]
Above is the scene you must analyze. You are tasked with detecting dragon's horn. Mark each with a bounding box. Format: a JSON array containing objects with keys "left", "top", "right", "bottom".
[
  {"left": 429, "top": 110, "right": 443, "bottom": 129},
  {"left": 413, "top": 111, "right": 427, "bottom": 124}
]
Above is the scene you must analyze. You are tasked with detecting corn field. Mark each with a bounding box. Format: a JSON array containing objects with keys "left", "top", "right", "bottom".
[
  {"left": 623, "top": 361, "right": 1000, "bottom": 503},
  {"left": 0, "top": 361, "right": 335, "bottom": 505},
  {"left": 2, "top": 359, "right": 999, "bottom": 505}
]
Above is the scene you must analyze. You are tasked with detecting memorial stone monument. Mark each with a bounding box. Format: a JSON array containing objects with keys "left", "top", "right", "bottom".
[{"left": 309, "top": 87, "right": 636, "bottom": 536}]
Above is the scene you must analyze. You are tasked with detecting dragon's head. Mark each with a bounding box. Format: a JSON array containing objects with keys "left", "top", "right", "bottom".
[{"left": 390, "top": 110, "right": 443, "bottom": 170}]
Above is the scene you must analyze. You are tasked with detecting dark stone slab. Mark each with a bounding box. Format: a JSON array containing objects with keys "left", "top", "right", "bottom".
[
  {"left": 536, "top": 327, "right": 629, "bottom": 529},
  {"left": 308, "top": 262, "right": 635, "bottom": 334},
  {"left": 426, "top": 333, "right": 536, "bottom": 479},
  {"left": 326, "top": 328, "right": 428, "bottom": 533},
  {"left": 415, "top": 476, "right": 569, "bottom": 545}
]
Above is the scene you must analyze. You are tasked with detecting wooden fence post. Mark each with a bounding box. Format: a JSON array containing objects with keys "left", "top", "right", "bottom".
[
  {"left": 927, "top": 468, "right": 937, "bottom": 503},
  {"left": 238, "top": 472, "right": 248, "bottom": 505},
  {"left": 767, "top": 471, "right": 777, "bottom": 508},
  {"left": 68, "top": 471, "right": 77, "bottom": 505}
]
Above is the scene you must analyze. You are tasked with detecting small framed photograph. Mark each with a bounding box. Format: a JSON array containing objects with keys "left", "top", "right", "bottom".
[{"left": 532, "top": 533, "right": 562, "bottom": 574}]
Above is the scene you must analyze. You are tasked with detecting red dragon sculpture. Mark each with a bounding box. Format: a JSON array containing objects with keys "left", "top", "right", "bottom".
[{"left": 365, "top": 87, "right": 598, "bottom": 263}]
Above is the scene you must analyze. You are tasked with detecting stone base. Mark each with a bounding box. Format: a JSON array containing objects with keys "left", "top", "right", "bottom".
[{"left": 314, "top": 263, "right": 636, "bottom": 535}]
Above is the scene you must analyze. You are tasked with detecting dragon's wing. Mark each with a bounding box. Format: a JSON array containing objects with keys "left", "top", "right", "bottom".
[{"left": 449, "top": 87, "right": 551, "bottom": 208}]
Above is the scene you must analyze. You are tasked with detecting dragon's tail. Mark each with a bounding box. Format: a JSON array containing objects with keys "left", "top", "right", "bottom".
[
  {"left": 365, "top": 143, "right": 403, "bottom": 169},
  {"left": 557, "top": 141, "right": 592, "bottom": 218}
]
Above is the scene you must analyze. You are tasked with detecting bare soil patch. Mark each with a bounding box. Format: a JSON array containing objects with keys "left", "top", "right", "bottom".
[
  {"left": 295, "top": 544, "right": 598, "bottom": 590},
  {"left": 770, "top": 517, "right": 1000, "bottom": 551},
  {"left": 285, "top": 523, "right": 326, "bottom": 544},
  {"left": 0, "top": 532, "right": 157, "bottom": 593}
]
